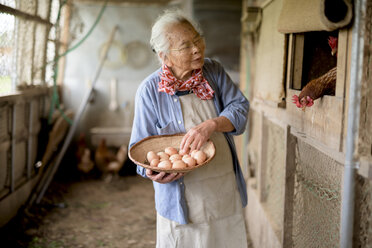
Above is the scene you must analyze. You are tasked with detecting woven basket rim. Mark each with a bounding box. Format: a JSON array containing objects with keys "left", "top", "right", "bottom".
[{"left": 128, "top": 133, "right": 215, "bottom": 173}]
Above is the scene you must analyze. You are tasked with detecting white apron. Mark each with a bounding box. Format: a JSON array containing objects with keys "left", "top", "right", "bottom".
[{"left": 156, "top": 93, "right": 247, "bottom": 248}]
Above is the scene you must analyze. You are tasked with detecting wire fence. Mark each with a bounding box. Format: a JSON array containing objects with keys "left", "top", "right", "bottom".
[
  {"left": 0, "top": 0, "right": 61, "bottom": 95},
  {"left": 0, "top": 11, "right": 14, "bottom": 95},
  {"left": 292, "top": 139, "right": 342, "bottom": 248}
]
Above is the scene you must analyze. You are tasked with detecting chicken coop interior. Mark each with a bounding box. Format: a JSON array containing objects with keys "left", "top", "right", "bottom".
[{"left": 1, "top": 0, "right": 372, "bottom": 247}]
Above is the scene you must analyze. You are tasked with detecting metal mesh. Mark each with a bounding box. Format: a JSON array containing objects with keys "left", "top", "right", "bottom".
[
  {"left": 45, "top": 0, "right": 60, "bottom": 86},
  {"left": 261, "top": 119, "right": 285, "bottom": 238},
  {"left": 359, "top": 0, "right": 372, "bottom": 156},
  {"left": 0, "top": 0, "right": 15, "bottom": 8},
  {"left": 18, "top": 0, "right": 37, "bottom": 15},
  {"left": 355, "top": 3, "right": 372, "bottom": 247},
  {"left": 1, "top": 0, "right": 62, "bottom": 90},
  {"left": 0, "top": 12, "right": 15, "bottom": 95},
  {"left": 33, "top": 23, "right": 48, "bottom": 84},
  {"left": 16, "top": 19, "right": 35, "bottom": 86},
  {"left": 36, "top": 0, "right": 51, "bottom": 20},
  {"left": 292, "top": 139, "right": 342, "bottom": 248},
  {"left": 354, "top": 175, "right": 372, "bottom": 247},
  {"left": 45, "top": 39, "right": 56, "bottom": 85}
]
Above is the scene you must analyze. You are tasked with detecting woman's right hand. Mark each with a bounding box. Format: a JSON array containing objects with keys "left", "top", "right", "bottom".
[{"left": 146, "top": 169, "right": 184, "bottom": 183}]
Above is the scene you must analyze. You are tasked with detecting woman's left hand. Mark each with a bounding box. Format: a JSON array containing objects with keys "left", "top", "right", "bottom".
[{"left": 180, "top": 119, "right": 216, "bottom": 154}]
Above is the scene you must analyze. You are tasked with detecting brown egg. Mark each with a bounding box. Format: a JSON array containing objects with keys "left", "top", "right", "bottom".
[
  {"left": 190, "top": 150, "right": 198, "bottom": 158},
  {"left": 164, "top": 147, "right": 178, "bottom": 156},
  {"left": 194, "top": 151, "right": 207, "bottom": 165},
  {"left": 147, "top": 151, "right": 159, "bottom": 163},
  {"left": 172, "top": 160, "right": 187, "bottom": 169},
  {"left": 179, "top": 149, "right": 188, "bottom": 156},
  {"left": 169, "top": 154, "right": 182, "bottom": 162},
  {"left": 157, "top": 152, "right": 169, "bottom": 160},
  {"left": 182, "top": 156, "right": 196, "bottom": 167},
  {"left": 182, "top": 154, "right": 191, "bottom": 159},
  {"left": 150, "top": 158, "right": 160, "bottom": 167},
  {"left": 158, "top": 160, "right": 172, "bottom": 169}
]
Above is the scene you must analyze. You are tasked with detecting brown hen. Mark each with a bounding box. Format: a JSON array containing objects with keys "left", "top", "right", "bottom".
[{"left": 292, "top": 36, "right": 338, "bottom": 110}]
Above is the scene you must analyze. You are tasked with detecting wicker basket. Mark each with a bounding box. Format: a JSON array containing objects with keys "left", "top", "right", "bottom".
[{"left": 128, "top": 133, "right": 215, "bottom": 173}]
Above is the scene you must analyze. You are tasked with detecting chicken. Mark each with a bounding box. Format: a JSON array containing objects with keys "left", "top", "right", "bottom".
[
  {"left": 77, "top": 148, "right": 94, "bottom": 173},
  {"left": 76, "top": 133, "right": 87, "bottom": 163},
  {"left": 94, "top": 138, "right": 128, "bottom": 181},
  {"left": 75, "top": 133, "right": 94, "bottom": 174},
  {"left": 107, "top": 145, "right": 128, "bottom": 173},
  {"left": 292, "top": 36, "right": 338, "bottom": 110},
  {"left": 328, "top": 36, "right": 338, "bottom": 56}
]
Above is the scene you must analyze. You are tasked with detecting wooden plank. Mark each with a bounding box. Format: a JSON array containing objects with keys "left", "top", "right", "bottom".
[
  {"left": 292, "top": 34, "right": 304, "bottom": 90},
  {"left": 281, "top": 125, "right": 296, "bottom": 247},
  {"left": 290, "top": 126, "right": 345, "bottom": 165},
  {"left": 251, "top": 99, "right": 345, "bottom": 164},
  {"left": 358, "top": 157, "right": 372, "bottom": 180},
  {"left": 258, "top": 112, "right": 268, "bottom": 202},
  {"left": 286, "top": 34, "right": 294, "bottom": 90},
  {"left": 340, "top": 28, "right": 353, "bottom": 153},
  {"left": 336, "top": 29, "right": 349, "bottom": 98},
  {"left": 0, "top": 4, "right": 52, "bottom": 26},
  {"left": 57, "top": 0, "right": 72, "bottom": 86},
  {"left": 286, "top": 88, "right": 343, "bottom": 150}
]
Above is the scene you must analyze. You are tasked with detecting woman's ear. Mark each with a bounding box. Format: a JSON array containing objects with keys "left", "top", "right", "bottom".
[{"left": 160, "top": 52, "right": 172, "bottom": 67}]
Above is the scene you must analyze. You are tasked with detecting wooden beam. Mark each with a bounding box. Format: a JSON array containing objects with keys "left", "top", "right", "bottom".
[
  {"left": 0, "top": 4, "right": 52, "bottom": 27},
  {"left": 258, "top": 112, "right": 268, "bottom": 202},
  {"left": 281, "top": 125, "right": 296, "bottom": 247}
]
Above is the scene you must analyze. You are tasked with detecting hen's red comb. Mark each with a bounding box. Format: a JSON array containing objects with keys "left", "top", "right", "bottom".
[
  {"left": 292, "top": 95, "right": 302, "bottom": 108},
  {"left": 328, "top": 36, "right": 338, "bottom": 50}
]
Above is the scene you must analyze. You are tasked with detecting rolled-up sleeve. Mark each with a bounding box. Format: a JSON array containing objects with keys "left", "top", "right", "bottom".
[
  {"left": 213, "top": 62, "right": 249, "bottom": 136},
  {"left": 129, "top": 83, "right": 158, "bottom": 177}
]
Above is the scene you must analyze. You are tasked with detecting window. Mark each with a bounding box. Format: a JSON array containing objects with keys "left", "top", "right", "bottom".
[
  {"left": 0, "top": 0, "right": 63, "bottom": 95},
  {"left": 285, "top": 29, "right": 349, "bottom": 151},
  {"left": 289, "top": 30, "right": 338, "bottom": 92}
]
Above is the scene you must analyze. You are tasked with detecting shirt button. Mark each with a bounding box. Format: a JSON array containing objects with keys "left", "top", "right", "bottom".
[
  {"left": 178, "top": 120, "right": 182, "bottom": 124},
  {"left": 180, "top": 182, "right": 183, "bottom": 185},
  {"left": 174, "top": 98, "right": 178, "bottom": 102}
]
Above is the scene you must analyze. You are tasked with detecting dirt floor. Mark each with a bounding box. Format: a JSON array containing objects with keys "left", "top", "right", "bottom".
[
  {"left": 1, "top": 160, "right": 253, "bottom": 248},
  {"left": 1, "top": 161, "right": 156, "bottom": 248}
]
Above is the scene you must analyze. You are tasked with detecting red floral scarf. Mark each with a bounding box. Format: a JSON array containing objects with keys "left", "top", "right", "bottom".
[{"left": 158, "top": 64, "right": 214, "bottom": 100}]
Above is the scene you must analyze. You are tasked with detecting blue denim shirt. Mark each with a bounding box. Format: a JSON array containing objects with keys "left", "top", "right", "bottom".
[{"left": 129, "top": 58, "right": 249, "bottom": 224}]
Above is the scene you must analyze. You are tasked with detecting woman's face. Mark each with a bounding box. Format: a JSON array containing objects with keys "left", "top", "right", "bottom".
[{"left": 162, "top": 22, "right": 205, "bottom": 80}]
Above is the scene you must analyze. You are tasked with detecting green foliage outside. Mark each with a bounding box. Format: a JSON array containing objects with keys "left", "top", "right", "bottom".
[{"left": 0, "top": 75, "right": 11, "bottom": 94}]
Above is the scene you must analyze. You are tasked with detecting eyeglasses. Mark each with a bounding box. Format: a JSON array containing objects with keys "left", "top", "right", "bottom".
[{"left": 170, "top": 36, "right": 205, "bottom": 54}]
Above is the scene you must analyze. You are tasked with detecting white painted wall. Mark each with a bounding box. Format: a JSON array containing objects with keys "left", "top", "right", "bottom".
[
  {"left": 62, "top": 3, "right": 174, "bottom": 143},
  {"left": 62, "top": 1, "right": 241, "bottom": 147}
]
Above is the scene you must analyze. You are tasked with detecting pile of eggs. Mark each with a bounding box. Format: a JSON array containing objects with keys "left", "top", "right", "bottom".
[{"left": 146, "top": 147, "right": 207, "bottom": 169}]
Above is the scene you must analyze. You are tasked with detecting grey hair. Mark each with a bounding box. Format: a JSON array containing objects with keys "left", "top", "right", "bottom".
[{"left": 150, "top": 9, "right": 203, "bottom": 63}]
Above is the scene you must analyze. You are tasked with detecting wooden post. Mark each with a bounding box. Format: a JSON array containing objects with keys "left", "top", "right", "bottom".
[
  {"left": 281, "top": 125, "right": 297, "bottom": 247},
  {"left": 258, "top": 112, "right": 268, "bottom": 202}
]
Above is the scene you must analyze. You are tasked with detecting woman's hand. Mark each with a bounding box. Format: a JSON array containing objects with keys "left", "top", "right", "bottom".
[
  {"left": 180, "top": 117, "right": 235, "bottom": 154},
  {"left": 180, "top": 119, "right": 216, "bottom": 154},
  {"left": 146, "top": 169, "right": 184, "bottom": 183}
]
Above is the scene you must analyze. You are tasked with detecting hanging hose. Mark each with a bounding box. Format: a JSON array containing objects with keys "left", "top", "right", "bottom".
[{"left": 48, "top": 0, "right": 108, "bottom": 124}]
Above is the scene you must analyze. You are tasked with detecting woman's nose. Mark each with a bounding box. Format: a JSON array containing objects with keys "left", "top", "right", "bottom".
[{"left": 192, "top": 44, "right": 201, "bottom": 54}]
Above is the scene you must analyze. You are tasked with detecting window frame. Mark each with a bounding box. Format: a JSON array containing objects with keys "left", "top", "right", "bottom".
[
  {"left": 285, "top": 29, "right": 350, "bottom": 151},
  {"left": 0, "top": 1, "right": 64, "bottom": 96}
]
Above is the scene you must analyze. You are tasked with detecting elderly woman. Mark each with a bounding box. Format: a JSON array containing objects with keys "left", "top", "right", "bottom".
[{"left": 129, "top": 9, "right": 249, "bottom": 248}]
